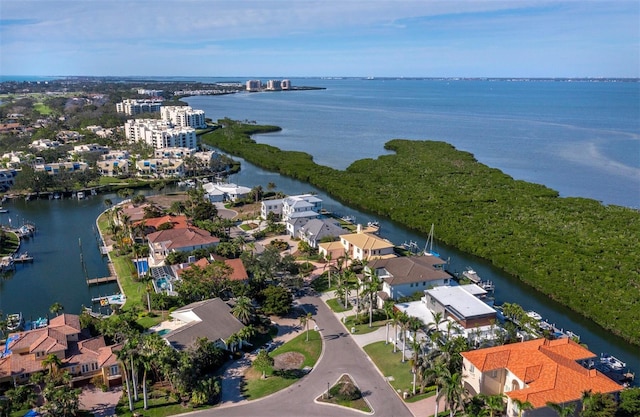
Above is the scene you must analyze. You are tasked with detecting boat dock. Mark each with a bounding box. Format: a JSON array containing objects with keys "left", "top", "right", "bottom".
[
  {"left": 85, "top": 261, "right": 118, "bottom": 285},
  {"left": 13, "top": 252, "right": 33, "bottom": 263},
  {"left": 86, "top": 276, "right": 118, "bottom": 285}
]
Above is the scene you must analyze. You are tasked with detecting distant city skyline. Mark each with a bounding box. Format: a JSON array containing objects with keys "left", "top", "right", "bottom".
[{"left": 1, "top": 1, "right": 638, "bottom": 78}]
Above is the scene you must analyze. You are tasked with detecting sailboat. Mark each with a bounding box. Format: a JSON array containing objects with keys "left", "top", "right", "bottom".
[{"left": 424, "top": 224, "right": 440, "bottom": 257}]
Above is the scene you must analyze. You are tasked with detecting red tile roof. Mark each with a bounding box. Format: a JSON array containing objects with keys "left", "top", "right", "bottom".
[
  {"left": 461, "top": 338, "right": 622, "bottom": 408},
  {"left": 133, "top": 215, "right": 188, "bottom": 230}
]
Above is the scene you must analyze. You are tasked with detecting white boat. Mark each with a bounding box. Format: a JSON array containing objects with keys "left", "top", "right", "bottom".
[
  {"left": 424, "top": 224, "right": 440, "bottom": 257},
  {"left": 53, "top": 193, "right": 61, "bottom": 199},
  {"left": 7, "top": 313, "right": 23, "bottom": 331},
  {"left": 526, "top": 311, "right": 543, "bottom": 321},
  {"left": 600, "top": 353, "right": 626, "bottom": 371},
  {"left": 462, "top": 267, "right": 482, "bottom": 284},
  {"left": 77, "top": 191, "right": 85, "bottom": 199},
  {"left": 0, "top": 207, "right": 8, "bottom": 213}
]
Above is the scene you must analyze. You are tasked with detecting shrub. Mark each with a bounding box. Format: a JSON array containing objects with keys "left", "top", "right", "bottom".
[{"left": 331, "top": 380, "right": 362, "bottom": 401}]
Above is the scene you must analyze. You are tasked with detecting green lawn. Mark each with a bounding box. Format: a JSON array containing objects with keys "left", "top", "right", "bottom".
[
  {"left": 115, "top": 395, "right": 212, "bottom": 417},
  {"left": 33, "top": 102, "right": 52, "bottom": 115},
  {"left": 326, "top": 298, "right": 352, "bottom": 313},
  {"left": 242, "top": 330, "right": 322, "bottom": 400},
  {"left": 363, "top": 341, "right": 415, "bottom": 395},
  {"left": 0, "top": 231, "right": 20, "bottom": 256},
  {"left": 343, "top": 316, "right": 389, "bottom": 335}
]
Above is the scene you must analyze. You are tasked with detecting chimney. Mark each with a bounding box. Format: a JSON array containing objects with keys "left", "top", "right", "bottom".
[{"left": 357, "top": 224, "right": 362, "bottom": 233}]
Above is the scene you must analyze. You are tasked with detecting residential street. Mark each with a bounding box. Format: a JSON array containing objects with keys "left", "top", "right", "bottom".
[{"left": 191, "top": 293, "right": 414, "bottom": 417}]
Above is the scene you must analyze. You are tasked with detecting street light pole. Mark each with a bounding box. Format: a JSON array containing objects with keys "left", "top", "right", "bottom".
[{"left": 326, "top": 381, "right": 330, "bottom": 399}]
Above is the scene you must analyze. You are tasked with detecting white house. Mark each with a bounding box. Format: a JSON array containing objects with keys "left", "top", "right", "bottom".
[
  {"left": 366, "top": 255, "right": 452, "bottom": 301},
  {"left": 202, "top": 182, "right": 252, "bottom": 202}
]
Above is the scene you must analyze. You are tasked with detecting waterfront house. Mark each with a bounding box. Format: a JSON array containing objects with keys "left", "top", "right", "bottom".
[
  {"left": 461, "top": 338, "right": 623, "bottom": 416},
  {"left": 322, "top": 224, "right": 396, "bottom": 261},
  {"left": 133, "top": 215, "right": 189, "bottom": 234},
  {"left": 0, "top": 314, "right": 121, "bottom": 388},
  {"left": 97, "top": 159, "right": 130, "bottom": 177},
  {"left": 296, "top": 218, "right": 348, "bottom": 248},
  {"left": 34, "top": 161, "right": 88, "bottom": 175},
  {"left": 260, "top": 193, "right": 322, "bottom": 221},
  {"left": 393, "top": 283, "right": 501, "bottom": 347},
  {"left": 147, "top": 226, "right": 220, "bottom": 266},
  {"left": 366, "top": 255, "right": 452, "bottom": 301},
  {"left": 135, "top": 158, "right": 185, "bottom": 178},
  {"left": 162, "top": 298, "right": 245, "bottom": 351},
  {"left": 202, "top": 182, "right": 252, "bottom": 203}
]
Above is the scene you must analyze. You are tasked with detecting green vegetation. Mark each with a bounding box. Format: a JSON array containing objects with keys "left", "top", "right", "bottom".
[
  {"left": 202, "top": 123, "right": 640, "bottom": 346},
  {"left": 318, "top": 374, "right": 372, "bottom": 412},
  {"left": 364, "top": 341, "right": 415, "bottom": 395},
  {"left": 0, "top": 231, "right": 19, "bottom": 256},
  {"left": 325, "top": 298, "right": 352, "bottom": 313},
  {"left": 243, "top": 330, "right": 322, "bottom": 400},
  {"left": 343, "top": 315, "right": 387, "bottom": 335}
]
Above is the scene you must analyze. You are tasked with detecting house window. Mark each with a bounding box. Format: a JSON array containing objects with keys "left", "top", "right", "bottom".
[
  {"left": 469, "top": 364, "right": 475, "bottom": 374},
  {"left": 81, "top": 364, "right": 89, "bottom": 373},
  {"left": 35, "top": 351, "right": 44, "bottom": 358},
  {"left": 110, "top": 365, "right": 119, "bottom": 375},
  {"left": 491, "top": 370, "right": 498, "bottom": 378}
]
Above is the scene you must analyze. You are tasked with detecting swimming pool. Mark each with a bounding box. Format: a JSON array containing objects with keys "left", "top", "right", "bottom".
[
  {"left": 154, "top": 276, "right": 172, "bottom": 293},
  {"left": 157, "top": 329, "right": 171, "bottom": 336},
  {"left": 133, "top": 258, "right": 149, "bottom": 275}
]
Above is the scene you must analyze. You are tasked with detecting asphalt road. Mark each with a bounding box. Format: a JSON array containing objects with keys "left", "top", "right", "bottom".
[{"left": 189, "top": 293, "right": 413, "bottom": 417}]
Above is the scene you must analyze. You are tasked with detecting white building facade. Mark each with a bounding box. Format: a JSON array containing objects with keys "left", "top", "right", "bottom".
[
  {"left": 116, "top": 99, "right": 163, "bottom": 115},
  {"left": 160, "top": 106, "right": 207, "bottom": 129},
  {"left": 125, "top": 119, "right": 197, "bottom": 150}
]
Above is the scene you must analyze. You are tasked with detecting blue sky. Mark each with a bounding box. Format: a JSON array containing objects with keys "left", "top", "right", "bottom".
[{"left": 1, "top": 1, "right": 638, "bottom": 78}]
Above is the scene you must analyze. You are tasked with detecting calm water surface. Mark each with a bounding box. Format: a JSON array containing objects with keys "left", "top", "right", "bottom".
[{"left": 187, "top": 78, "right": 640, "bottom": 208}]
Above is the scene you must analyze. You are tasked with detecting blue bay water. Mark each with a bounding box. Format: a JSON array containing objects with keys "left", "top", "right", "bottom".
[{"left": 186, "top": 78, "right": 640, "bottom": 208}]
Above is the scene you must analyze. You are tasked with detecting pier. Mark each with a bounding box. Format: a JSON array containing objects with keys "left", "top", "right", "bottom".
[{"left": 86, "top": 276, "right": 118, "bottom": 285}]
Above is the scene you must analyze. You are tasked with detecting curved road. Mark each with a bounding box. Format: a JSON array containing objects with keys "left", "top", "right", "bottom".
[{"left": 191, "top": 293, "right": 413, "bottom": 417}]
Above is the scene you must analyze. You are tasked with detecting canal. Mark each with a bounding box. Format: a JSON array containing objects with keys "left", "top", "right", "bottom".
[{"left": 0, "top": 157, "right": 637, "bottom": 382}]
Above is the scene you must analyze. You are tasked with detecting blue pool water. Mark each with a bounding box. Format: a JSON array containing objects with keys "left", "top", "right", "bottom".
[
  {"left": 134, "top": 259, "right": 149, "bottom": 275},
  {"left": 155, "top": 277, "right": 170, "bottom": 291},
  {"left": 157, "top": 329, "right": 170, "bottom": 336}
]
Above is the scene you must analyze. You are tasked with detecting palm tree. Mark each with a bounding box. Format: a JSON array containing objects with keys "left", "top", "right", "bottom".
[
  {"left": 428, "top": 311, "right": 445, "bottom": 346},
  {"left": 398, "top": 312, "right": 411, "bottom": 362},
  {"left": 511, "top": 397, "right": 534, "bottom": 417},
  {"left": 49, "top": 302, "right": 64, "bottom": 316},
  {"left": 423, "top": 359, "right": 448, "bottom": 417},
  {"left": 546, "top": 401, "right": 576, "bottom": 417},
  {"left": 485, "top": 393, "right": 506, "bottom": 417},
  {"left": 364, "top": 269, "right": 380, "bottom": 328},
  {"left": 232, "top": 296, "right": 254, "bottom": 325},
  {"left": 41, "top": 353, "right": 63, "bottom": 378},
  {"left": 299, "top": 312, "right": 313, "bottom": 342},
  {"left": 439, "top": 371, "right": 466, "bottom": 417},
  {"left": 391, "top": 310, "right": 402, "bottom": 353},
  {"left": 116, "top": 341, "right": 134, "bottom": 412}
]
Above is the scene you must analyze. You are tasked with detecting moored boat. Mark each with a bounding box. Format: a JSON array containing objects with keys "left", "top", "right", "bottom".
[
  {"left": 462, "top": 267, "right": 482, "bottom": 284},
  {"left": 6, "top": 313, "right": 23, "bottom": 331}
]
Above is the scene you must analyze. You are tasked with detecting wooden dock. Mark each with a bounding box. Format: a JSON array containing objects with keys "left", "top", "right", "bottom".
[{"left": 86, "top": 276, "right": 117, "bottom": 285}]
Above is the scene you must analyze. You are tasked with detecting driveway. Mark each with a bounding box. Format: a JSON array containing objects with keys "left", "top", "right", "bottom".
[{"left": 79, "top": 385, "right": 122, "bottom": 417}]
